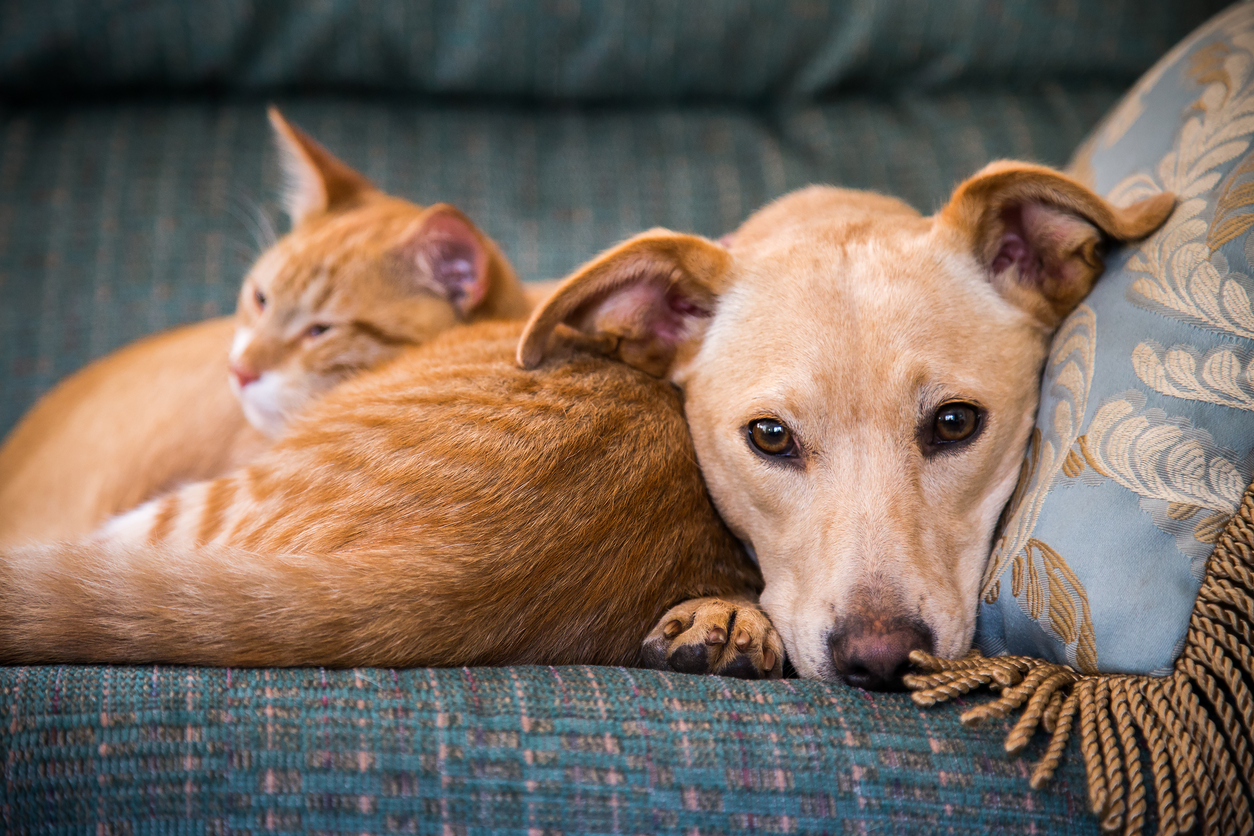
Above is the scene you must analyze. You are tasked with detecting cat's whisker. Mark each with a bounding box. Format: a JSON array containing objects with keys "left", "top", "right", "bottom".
[{"left": 226, "top": 190, "right": 280, "bottom": 259}]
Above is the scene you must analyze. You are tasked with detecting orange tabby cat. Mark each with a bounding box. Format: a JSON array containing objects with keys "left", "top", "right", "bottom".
[
  {"left": 0, "top": 319, "right": 777, "bottom": 676},
  {"left": 0, "top": 109, "right": 531, "bottom": 545}
]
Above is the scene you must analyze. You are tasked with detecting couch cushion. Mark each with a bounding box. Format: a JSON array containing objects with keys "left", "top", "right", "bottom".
[
  {"left": 0, "top": 0, "right": 1227, "bottom": 102},
  {"left": 0, "top": 664, "right": 1100, "bottom": 832},
  {"left": 977, "top": 2, "right": 1254, "bottom": 675}
]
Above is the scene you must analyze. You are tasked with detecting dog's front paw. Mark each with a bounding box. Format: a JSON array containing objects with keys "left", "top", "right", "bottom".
[{"left": 640, "top": 597, "right": 783, "bottom": 680}]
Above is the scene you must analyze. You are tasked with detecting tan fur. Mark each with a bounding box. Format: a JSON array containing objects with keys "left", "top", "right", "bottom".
[
  {"left": 0, "top": 323, "right": 763, "bottom": 669},
  {"left": 521, "top": 162, "right": 1174, "bottom": 687},
  {"left": 0, "top": 109, "right": 530, "bottom": 546}
]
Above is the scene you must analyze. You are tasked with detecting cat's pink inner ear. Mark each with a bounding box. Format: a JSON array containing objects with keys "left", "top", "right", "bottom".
[{"left": 409, "top": 209, "right": 490, "bottom": 315}]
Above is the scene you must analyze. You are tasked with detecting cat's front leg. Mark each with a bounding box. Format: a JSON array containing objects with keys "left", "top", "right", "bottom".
[{"left": 640, "top": 597, "right": 783, "bottom": 680}]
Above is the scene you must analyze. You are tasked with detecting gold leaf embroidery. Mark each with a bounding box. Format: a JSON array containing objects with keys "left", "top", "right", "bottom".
[
  {"left": 1085, "top": 391, "right": 1244, "bottom": 513},
  {"left": 1006, "top": 539, "right": 1099, "bottom": 674},
  {"left": 1194, "top": 511, "right": 1232, "bottom": 543},
  {"left": 982, "top": 307, "right": 1097, "bottom": 595},
  {"left": 1208, "top": 154, "right": 1254, "bottom": 251},
  {"left": 1167, "top": 501, "right": 1200, "bottom": 521},
  {"left": 1110, "top": 8, "right": 1254, "bottom": 342},
  {"left": 1132, "top": 340, "right": 1254, "bottom": 411},
  {"left": 1061, "top": 447, "right": 1086, "bottom": 478}
]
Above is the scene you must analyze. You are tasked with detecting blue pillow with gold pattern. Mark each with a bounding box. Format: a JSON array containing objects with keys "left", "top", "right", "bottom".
[{"left": 976, "top": 2, "right": 1254, "bottom": 676}]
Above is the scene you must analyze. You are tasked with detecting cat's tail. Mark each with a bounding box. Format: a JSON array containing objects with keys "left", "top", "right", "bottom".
[{"left": 0, "top": 538, "right": 432, "bottom": 667}]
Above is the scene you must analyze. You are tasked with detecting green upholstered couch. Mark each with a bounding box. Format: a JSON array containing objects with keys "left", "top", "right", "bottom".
[{"left": 0, "top": 3, "right": 1228, "bottom": 832}]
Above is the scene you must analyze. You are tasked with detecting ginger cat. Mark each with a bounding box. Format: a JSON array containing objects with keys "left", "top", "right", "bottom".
[
  {"left": 0, "top": 109, "right": 531, "bottom": 545},
  {"left": 0, "top": 319, "right": 777, "bottom": 676}
]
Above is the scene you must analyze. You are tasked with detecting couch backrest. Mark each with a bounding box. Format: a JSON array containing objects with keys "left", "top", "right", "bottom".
[{"left": 0, "top": 0, "right": 1231, "bottom": 103}]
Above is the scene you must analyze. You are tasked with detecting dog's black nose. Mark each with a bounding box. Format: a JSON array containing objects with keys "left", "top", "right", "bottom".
[{"left": 828, "top": 617, "right": 933, "bottom": 691}]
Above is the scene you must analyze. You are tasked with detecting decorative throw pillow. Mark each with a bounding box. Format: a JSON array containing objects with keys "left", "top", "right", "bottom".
[{"left": 975, "top": 1, "right": 1254, "bottom": 676}]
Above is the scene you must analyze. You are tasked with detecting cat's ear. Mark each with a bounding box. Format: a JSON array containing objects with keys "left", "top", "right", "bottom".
[
  {"left": 268, "top": 106, "right": 377, "bottom": 226},
  {"left": 398, "top": 204, "right": 496, "bottom": 317},
  {"left": 517, "top": 229, "right": 731, "bottom": 378}
]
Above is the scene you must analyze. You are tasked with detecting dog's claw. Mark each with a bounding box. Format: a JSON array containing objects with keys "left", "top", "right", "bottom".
[{"left": 640, "top": 597, "right": 784, "bottom": 680}]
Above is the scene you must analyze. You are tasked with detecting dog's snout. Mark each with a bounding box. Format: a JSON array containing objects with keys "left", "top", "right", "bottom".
[{"left": 828, "top": 617, "right": 933, "bottom": 691}]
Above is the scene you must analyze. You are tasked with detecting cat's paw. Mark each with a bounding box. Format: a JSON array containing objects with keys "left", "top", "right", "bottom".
[{"left": 640, "top": 597, "right": 783, "bottom": 680}]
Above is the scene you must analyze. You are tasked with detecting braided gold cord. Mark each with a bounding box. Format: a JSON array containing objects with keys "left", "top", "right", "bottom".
[
  {"left": 1078, "top": 679, "right": 1109, "bottom": 815},
  {"left": 1031, "top": 690, "right": 1079, "bottom": 790},
  {"left": 1006, "top": 669, "right": 1079, "bottom": 754},
  {"left": 1208, "top": 541, "right": 1254, "bottom": 588},
  {"left": 1187, "top": 627, "right": 1254, "bottom": 791},
  {"left": 1199, "top": 578, "right": 1254, "bottom": 625},
  {"left": 904, "top": 668, "right": 998, "bottom": 707},
  {"left": 1145, "top": 680, "right": 1199, "bottom": 836},
  {"left": 908, "top": 650, "right": 1034, "bottom": 688},
  {"left": 1194, "top": 600, "right": 1254, "bottom": 652},
  {"left": 960, "top": 663, "right": 1056, "bottom": 726},
  {"left": 1111, "top": 680, "right": 1146, "bottom": 836},
  {"left": 1095, "top": 679, "right": 1127, "bottom": 831},
  {"left": 908, "top": 650, "right": 1027, "bottom": 674},
  {"left": 1171, "top": 676, "right": 1229, "bottom": 835},
  {"left": 1042, "top": 688, "right": 1065, "bottom": 734},
  {"left": 1125, "top": 684, "right": 1178, "bottom": 836},
  {"left": 1183, "top": 659, "right": 1254, "bottom": 835}
]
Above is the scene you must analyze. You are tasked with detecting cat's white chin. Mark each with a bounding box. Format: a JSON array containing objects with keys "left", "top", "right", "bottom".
[{"left": 234, "top": 372, "right": 296, "bottom": 438}]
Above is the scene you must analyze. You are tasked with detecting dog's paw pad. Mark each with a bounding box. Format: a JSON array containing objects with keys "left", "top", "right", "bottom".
[{"left": 641, "top": 597, "right": 783, "bottom": 680}]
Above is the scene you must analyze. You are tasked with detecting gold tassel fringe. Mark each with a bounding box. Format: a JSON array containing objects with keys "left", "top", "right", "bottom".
[{"left": 906, "top": 487, "right": 1254, "bottom": 835}]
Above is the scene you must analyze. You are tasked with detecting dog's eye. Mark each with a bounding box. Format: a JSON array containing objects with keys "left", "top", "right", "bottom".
[
  {"left": 929, "top": 402, "right": 983, "bottom": 447},
  {"left": 747, "top": 418, "right": 799, "bottom": 459}
]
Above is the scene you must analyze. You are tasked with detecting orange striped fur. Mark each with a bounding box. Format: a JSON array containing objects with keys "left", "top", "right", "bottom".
[{"left": 0, "top": 322, "right": 763, "bottom": 669}]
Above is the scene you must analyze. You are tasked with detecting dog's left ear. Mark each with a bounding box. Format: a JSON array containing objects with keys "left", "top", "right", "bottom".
[
  {"left": 937, "top": 161, "right": 1175, "bottom": 327},
  {"left": 518, "top": 229, "right": 732, "bottom": 378}
]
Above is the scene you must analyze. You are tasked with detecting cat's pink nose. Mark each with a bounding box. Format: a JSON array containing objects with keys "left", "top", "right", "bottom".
[{"left": 229, "top": 362, "right": 260, "bottom": 388}]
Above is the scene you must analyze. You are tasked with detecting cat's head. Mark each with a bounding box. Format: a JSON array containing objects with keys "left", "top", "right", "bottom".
[{"left": 229, "top": 108, "right": 529, "bottom": 437}]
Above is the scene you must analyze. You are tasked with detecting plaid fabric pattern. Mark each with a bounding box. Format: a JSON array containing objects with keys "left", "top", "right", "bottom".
[
  {"left": 0, "top": 0, "right": 1226, "bottom": 101},
  {"left": 0, "top": 665, "right": 1099, "bottom": 833},
  {"left": 1, "top": 89, "right": 1121, "bottom": 435}
]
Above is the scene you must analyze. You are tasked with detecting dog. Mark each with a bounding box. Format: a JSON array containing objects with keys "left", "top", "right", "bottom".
[{"left": 525, "top": 162, "right": 1173, "bottom": 688}]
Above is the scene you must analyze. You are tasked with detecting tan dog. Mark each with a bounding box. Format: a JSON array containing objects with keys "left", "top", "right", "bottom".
[
  {"left": 0, "top": 109, "right": 530, "bottom": 545},
  {"left": 524, "top": 162, "right": 1173, "bottom": 688}
]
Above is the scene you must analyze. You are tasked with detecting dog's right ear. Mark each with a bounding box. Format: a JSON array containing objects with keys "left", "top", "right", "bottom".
[
  {"left": 937, "top": 161, "right": 1174, "bottom": 327},
  {"left": 517, "top": 230, "right": 732, "bottom": 378},
  {"left": 269, "top": 106, "right": 377, "bottom": 226}
]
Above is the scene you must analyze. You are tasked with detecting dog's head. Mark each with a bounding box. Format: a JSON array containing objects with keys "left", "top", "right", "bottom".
[{"left": 521, "top": 162, "right": 1173, "bottom": 688}]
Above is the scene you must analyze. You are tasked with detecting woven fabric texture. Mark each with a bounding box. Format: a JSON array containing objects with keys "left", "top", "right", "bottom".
[
  {"left": 0, "top": 89, "right": 1122, "bottom": 437},
  {"left": 0, "top": 664, "right": 1100, "bottom": 833},
  {"left": 0, "top": 0, "right": 1226, "bottom": 101}
]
